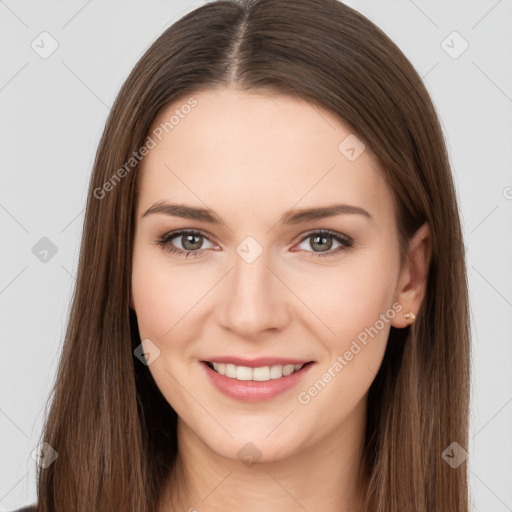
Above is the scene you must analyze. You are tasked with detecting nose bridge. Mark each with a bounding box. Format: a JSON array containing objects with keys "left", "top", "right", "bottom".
[{"left": 216, "top": 243, "right": 291, "bottom": 336}]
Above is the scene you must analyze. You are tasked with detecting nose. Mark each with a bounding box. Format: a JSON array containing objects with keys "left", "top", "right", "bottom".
[{"left": 215, "top": 250, "right": 292, "bottom": 338}]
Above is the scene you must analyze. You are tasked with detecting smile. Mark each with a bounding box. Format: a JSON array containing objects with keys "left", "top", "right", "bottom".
[
  {"left": 206, "top": 361, "right": 305, "bottom": 381},
  {"left": 200, "top": 359, "right": 315, "bottom": 402}
]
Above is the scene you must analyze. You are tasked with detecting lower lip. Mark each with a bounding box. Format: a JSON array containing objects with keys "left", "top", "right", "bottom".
[{"left": 200, "top": 361, "right": 315, "bottom": 402}]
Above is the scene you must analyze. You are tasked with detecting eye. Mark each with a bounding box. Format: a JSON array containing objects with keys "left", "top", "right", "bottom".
[
  {"left": 155, "top": 228, "right": 353, "bottom": 259},
  {"left": 293, "top": 229, "right": 353, "bottom": 258},
  {"left": 155, "top": 230, "right": 216, "bottom": 258}
]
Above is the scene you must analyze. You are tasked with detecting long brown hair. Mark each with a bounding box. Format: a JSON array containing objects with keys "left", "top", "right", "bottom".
[{"left": 35, "top": 0, "right": 471, "bottom": 510}]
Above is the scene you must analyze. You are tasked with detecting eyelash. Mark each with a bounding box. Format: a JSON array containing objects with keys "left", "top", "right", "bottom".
[{"left": 155, "top": 229, "right": 354, "bottom": 259}]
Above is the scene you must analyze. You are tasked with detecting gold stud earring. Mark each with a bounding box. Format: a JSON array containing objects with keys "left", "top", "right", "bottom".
[{"left": 403, "top": 312, "right": 416, "bottom": 323}]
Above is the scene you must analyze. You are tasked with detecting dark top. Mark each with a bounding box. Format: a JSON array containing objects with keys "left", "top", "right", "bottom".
[{"left": 11, "top": 506, "right": 36, "bottom": 512}]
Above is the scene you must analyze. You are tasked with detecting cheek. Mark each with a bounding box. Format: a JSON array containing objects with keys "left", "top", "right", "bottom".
[
  {"left": 293, "top": 264, "right": 396, "bottom": 423},
  {"left": 131, "top": 245, "right": 190, "bottom": 342},
  {"left": 131, "top": 231, "right": 215, "bottom": 323},
  {"left": 132, "top": 270, "right": 174, "bottom": 340},
  {"left": 338, "top": 267, "right": 395, "bottom": 342},
  {"left": 131, "top": 248, "right": 200, "bottom": 406},
  {"left": 290, "top": 250, "right": 399, "bottom": 349}
]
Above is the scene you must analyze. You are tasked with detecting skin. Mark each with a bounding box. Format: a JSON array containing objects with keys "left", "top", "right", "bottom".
[{"left": 130, "top": 87, "right": 431, "bottom": 512}]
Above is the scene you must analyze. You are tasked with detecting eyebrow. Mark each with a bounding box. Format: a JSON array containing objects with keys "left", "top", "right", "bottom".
[{"left": 141, "top": 201, "right": 373, "bottom": 225}]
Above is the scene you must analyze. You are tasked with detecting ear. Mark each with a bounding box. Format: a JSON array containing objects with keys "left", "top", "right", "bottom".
[{"left": 391, "top": 222, "right": 432, "bottom": 328}]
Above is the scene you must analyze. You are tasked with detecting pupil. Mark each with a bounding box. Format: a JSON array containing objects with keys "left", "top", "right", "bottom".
[
  {"left": 311, "top": 234, "right": 332, "bottom": 252},
  {"left": 183, "top": 234, "right": 202, "bottom": 250}
]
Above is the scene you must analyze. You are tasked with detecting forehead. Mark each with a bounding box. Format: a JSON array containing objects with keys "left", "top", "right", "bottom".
[{"left": 137, "top": 88, "right": 392, "bottom": 223}]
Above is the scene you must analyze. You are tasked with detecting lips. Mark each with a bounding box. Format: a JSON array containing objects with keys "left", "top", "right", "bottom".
[{"left": 200, "top": 357, "right": 315, "bottom": 402}]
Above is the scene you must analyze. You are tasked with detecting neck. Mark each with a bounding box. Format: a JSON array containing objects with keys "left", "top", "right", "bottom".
[{"left": 159, "top": 397, "right": 368, "bottom": 512}]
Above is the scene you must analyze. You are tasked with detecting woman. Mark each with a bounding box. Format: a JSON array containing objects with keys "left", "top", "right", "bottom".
[{"left": 18, "top": 0, "right": 471, "bottom": 510}]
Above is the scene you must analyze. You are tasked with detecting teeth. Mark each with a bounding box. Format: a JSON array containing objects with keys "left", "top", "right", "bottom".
[
  {"left": 225, "top": 363, "right": 237, "bottom": 378},
  {"left": 282, "top": 364, "right": 295, "bottom": 376},
  {"left": 209, "top": 362, "right": 305, "bottom": 381},
  {"left": 236, "top": 366, "right": 252, "bottom": 380},
  {"left": 252, "top": 366, "right": 270, "bottom": 381},
  {"left": 270, "top": 365, "right": 283, "bottom": 379}
]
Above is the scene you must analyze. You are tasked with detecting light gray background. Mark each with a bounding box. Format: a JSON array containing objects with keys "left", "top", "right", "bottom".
[{"left": 1, "top": 1, "right": 511, "bottom": 510}]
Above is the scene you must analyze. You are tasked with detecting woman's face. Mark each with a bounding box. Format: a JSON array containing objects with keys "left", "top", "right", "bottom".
[{"left": 131, "top": 87, "right": 414, "bottom": 463}]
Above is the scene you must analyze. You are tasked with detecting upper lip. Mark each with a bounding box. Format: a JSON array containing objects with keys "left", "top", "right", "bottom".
[{"left": 202, "top": 356, "right": 313, "bottom": 368}]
